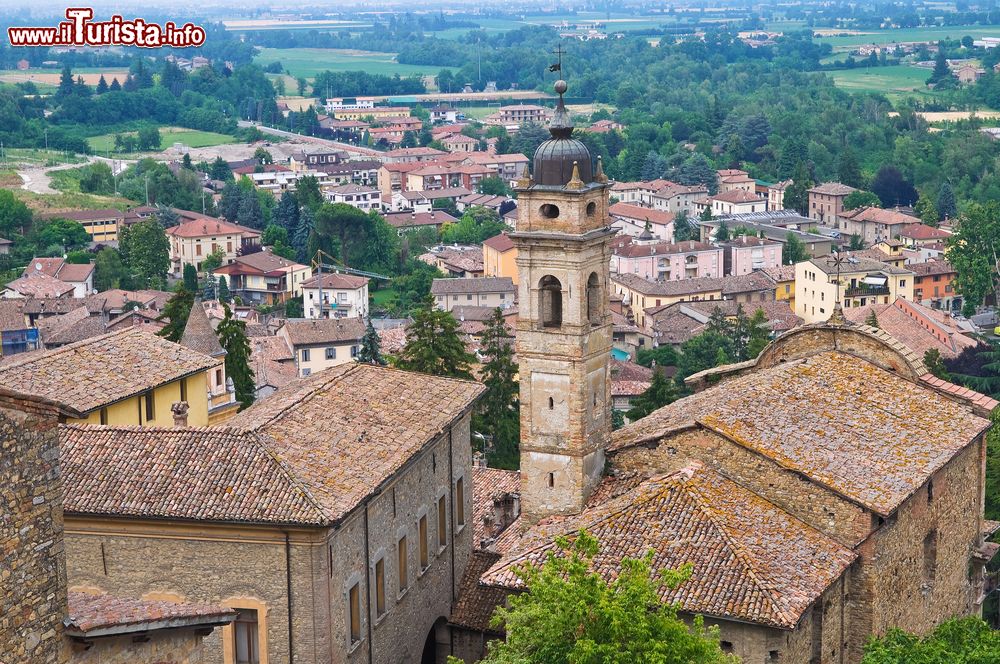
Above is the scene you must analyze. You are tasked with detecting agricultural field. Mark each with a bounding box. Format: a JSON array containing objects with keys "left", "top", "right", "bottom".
[
  {"left": 86, "top": 127, "right": 235, "bottom": 154},
  {"left": 254, "top": 48, "right": 454, "bottom": 79},
  {"left": 0, "top": 67, "right": 128, "bottom": 87},
  {"left": 816, "top": 24, "right": 1000, "bottom": 50},
  {"left": 3, "top": 149, "right": 87, "bottom": 167},
  {"left": 828, "top": 64, "right": 937, "bottom": 99}
]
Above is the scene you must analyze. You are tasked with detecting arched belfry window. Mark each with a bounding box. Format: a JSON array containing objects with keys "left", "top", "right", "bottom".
[
  {"left": 539, "top": 275, "right": 562, "bottom": 328},
  {"left": 586, "top": 272, "right": 601, "bottom": 326}
]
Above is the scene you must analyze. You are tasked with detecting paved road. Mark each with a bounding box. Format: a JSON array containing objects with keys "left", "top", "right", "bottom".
[{"left": 238, "top": 121, "right": 381, "bottom": 158}]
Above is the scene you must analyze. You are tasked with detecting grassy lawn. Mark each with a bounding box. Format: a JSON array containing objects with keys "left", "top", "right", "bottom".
[
  {"left": 816, "top": 24, "right": 1000, "bottom": 49},
  {"left": 86, "top": 126, "right": 235, "bottom": 154},
  {"left": 4, "top": 148, "right": 87, "bottom": 167},
  {"left": 371, "top": 288, "right": 397, "bottom": 308},
  {"left": 829, "top": 65, "right": 937, "bottom": 99},
  {"left": 13, "top": 189, "right": 133, "bottom": 213},
  {"left": 254, "top": 48, "right": 454, "bottom": 79}
]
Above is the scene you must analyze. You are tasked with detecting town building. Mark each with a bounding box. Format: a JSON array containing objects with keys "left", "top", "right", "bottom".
[
  {"left": 910, "top": 260, "right": 960, "bottom": 310},
  {"left": 715, "top": 168, "right": 755, "bottom": 194},
  {"left": 610, "top": 240, "right": 722, "bottom": 281},
  {"left": 441, "top": 134, "right": 479, "bottom": 153},
  {"left": 699, "top": 212, "right": 834, "bottom": 258},
  {"left": 381, "top": 147, "right": 448, "bottom": 164},
  {"left": 609, "top": 359, "right": 653, "bottom": 418},
  {"left": 706, "top": 189, "right": 767, "bottom": 216},
  {"left": 420, "top": 245, "right": 484, "bottom": 278},
  {"left": 430, "top": 105, "right": 458, "bottom": 123},
  {"left": 324, "top": 97, "right": 411, "bottom": 121},
  {"left": 898, "top": 223, "right": 952, "bottom": 248},
  {"left": 38, "top": 209, "right": 124, "bottom": 243},
  {"left": 213, "top": 249, "right": 312, "bottom": 305},
  {"left": 301, "top": 273, "right": 370, "bottom": 320},
  {"left": 808, "top": 182, "right": 857, "bottom": 223},
  {"left": 761, "top": 264, "right": 797, "bottom": 311},
  {"left": 22, "top": 258, "right": 94, "bottom": 298},
  {"left": 431, "top": 277, "right": 516, "bottom": 312},
  {"left": 482, "top": 233, "right": 518, "bottom": 285},
  {"left": 837, "top": 206, "right": 922, "bottom": 245},
  {"left": 611, "top": 273, "right": 725, "bottom": 326},
  {"left": 0, "top": 236, "right": 11, "bottom": 254},
  {"left": 767, "top": 179, "right": 791, "bottom": 210},
  {"left": 843, "top": 296, "right": 978, "bottom": 359},
  {"left": 288, "top": 147, "right": 348, "bottom": 171},
  {"left": 165, "top": 217, "right": 261, "bottom": 276},
  {"left": 717, "top": 235, "right": 783, "bottom": 276},
  {"left": 323, "top": 183, "right": 381, "bottom": 211},
  {"left": 795, "top": 255, "right": 914, "bottom": 323},
  {"left": 323, "top": 160, "right": 381, "bottom": 187},
  {"left": 608, "top": 202, "right": 675, "bottom": 241},
  {"left": 482, "top": 104, "right": 553, "bottom": 129},
  {"left": 383, "top": 210, "right": 457, "bottom": 234},
  {"left": 3, "top": 272, "right": 77, "bottom": 299},
  {"left": 277, "top": 317, "right": 367, "bottom": 376},
  {"left": 645, "top": 299, "right": 800, "bottom": 348}
]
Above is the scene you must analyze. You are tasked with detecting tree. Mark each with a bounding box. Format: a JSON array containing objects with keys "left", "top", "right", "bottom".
[
  {"left": 676, "top": 331, "right": 735, "bottom": 385},
  {"left": 57, "top": 64, "right": 74, "bottom": 98},
  {"left": 137, "top": 126, "right": 161, "bottom": 151},
  {"left": 0, "top": 189, "right": 33, "bottom": 238},
  {"left": 783, "top": 233, "right": 809, "bottom": 265},
  {"left": 93, "top": 248, "right": 126, "bottom": 292},
  {"left": 441, "top": 206, "right": 507, "bottom": 245},
  {"left": 217, "top": 275, "right": 231, "bottom": 303},
  {"left": 715, "top": 221, "right": 730, "bottom": 242},
  {"left": 510, "top": 123, "right": 550, "bottom": 159},
  {"left": 466, "top": 531, "right": 736, "bottom": 664},
  {"left": 861, "top": 616, "right": 1000, "bottom": 664},
  {"left": 201, "top": 248, "right": 225, "bottom": 273},
  {"left": 782, "top": 162, "right": 812, "bottom": 215},
  {"left": 477, "top": 176, "right": 512, "bottom": 197},
  {"left": 183, "top": 263, "right": 198, "bottom": 291},
  {"left": 626, "top": 366, "right": 679, "bottom": 421},
  {"left": 209, "top": 156, "right": 232, "bottom": 182},
  {"left": 673, "top": 153, "right": 719, "bottom": 194},
  {"left": 109, "top": 77, "right": 121, "bottom": 92},
  {"left": 924, "top": 348, "right": 950, "bottom": 380},
  {"left": 296, "top": 175, "right": 323, "bottom": 212},
  {"left": 433, "top": 198, "right": 460, "bottom": 217},
  {"left": 394, "top": 296, "right": 475, "bottom": 379},
  {"left": 237, "top": 189, "right": 264, "bottom": 229},
  {"left": 156, "top": 285, "right": 195, "bottom": 342},
  {"left": 253, "top": 147, "right": 274, "bottom": 165},
  {"left": 865, "top": 309, "right": 880, "bottom": 327},
  {"left": 203, "top": 273, "right": 217, "bottom": 301},
  {"left": 32, "top": 219, "right": 90, "bottom": 251},
  {"left": 673, "top": 210, "right": 695, "bottom": 242},
  {"left": 837, "top": 148, "right": 863, "bottom": 188},
  {"left": 314, "top": 204, "right": 399, "bottom": 273},
  {"left": 296, "top": 77, "right": 308, "bottom": 96},
  {"left": 946, "top": 202, "right": 1000, "bottom": 314},
  {"left": 636, "top": 344, "right": 679, "bottom": 369},
  {"left": 872, "top": 165, "right": 918, "bottom": 208},
  {"left": 216, "top": 303, "right": 255, "bottom": 410},
  {"left": 96, "top": 75, "right": 109, "bottom": 94},
  {"left": 843, "top": 190, "right": 881, "bottom": 211},
  {"left": 473, "top": 308, "right": 520, "bottom": 469},
  {"left": 78, "top": 163, "right": 114, "bottom": 195},
  {"left": 945, "top": 339, "right": 1000, "bottom": 399},
  {"left": 914, "top": 192, "right": 939, "bottom": 226},
  {"left": 118, "top": 220, "right": 170, "bottom": 289},
  {"left": 927, "top": 48, "right": 952, "bottom": 85},
  {"left": 746, "top": 307, "right": 770, "bottom": 358},
  {"left": 292, "top": 206, "right": 314, "bottom": 262},
  {"left": 848, "top": 234, "right": 865, "bottom": 250},
  {"left": 274, "top": 191, "right": 300, "bottom": 232},
  {"left": 357, "top": 318, "right": 386, "bottom": 365},
  {"left": 936, "top": 182, "right": 957, "bottom": 221}
]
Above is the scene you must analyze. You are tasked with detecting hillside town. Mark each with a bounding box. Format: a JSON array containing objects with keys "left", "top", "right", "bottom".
[{"left": 4, "top": 2, "right": 1000, "bottom": 664}]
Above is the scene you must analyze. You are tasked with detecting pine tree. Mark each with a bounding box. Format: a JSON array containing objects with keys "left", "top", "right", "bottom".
[
  {"left": 357, "top": 318, "right": 386, "bottom": 365},
  {"left": 217, "top": 275, "right": 231, "bottom": 303},
  {"left": 274, "top": 191, "right": 300, "bottom": 232},
  {"left": 473, "top": 308, "right": 520, "bottom": 469},
  {"left": 203, "top": 273, "right": 217, "bottom": 301},
  {"left": 673, "top": 210, "right": 695, "bottom": 242},
  {"left": 746, "top": 308, "right": 770, "bottom": 359},
  {"left": 182, "top": 263, "right": 198, "bottom": 291},
  {"left": 293, "top": 206, "right": 314, "bottom": 262},
  {"left": 715, "top": 220, "right": 730, "bottom": 242},
  {"left": 837, "top": 148, "right": 862, "bottom": 188},
  {"left": 156, "top": 285, "right": 195, "bottom": 342},
  {"left": 109, "top": 77, "right": 122, "bottom": 92},
  {"left": 216, "top": 304, "right": 255, "bottom": 410},
  {"left": 394, "top": 296, "right": 475, "bottom": 379},
  {"left": 626, "top": 366, "right": 679, "bottom": 421},
  {"left": 181, "top": 153, "right": 194, "bottom": 170},
  {"left": 936, "top": 182, "right": 957, "bottom": 221},
  {"left": 57, "top": 64, "right": 74, "bottom": 98},
  {"left": 96, "top": 75, "right": 109, "bottom": 94},
  {"left": 865, "top": 309, "right": 880, "bottom": 328}
]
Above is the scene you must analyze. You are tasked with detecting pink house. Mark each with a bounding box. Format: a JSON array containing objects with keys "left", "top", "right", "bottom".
[
  {"left": 609, "top": 203, "right": 675, "bottom": 241},
  {"left": 718, "top": 236, "right": 783, "bottom": 276},
  {"left": 611, "top": 240, "right": 723, "bottom": 281}
]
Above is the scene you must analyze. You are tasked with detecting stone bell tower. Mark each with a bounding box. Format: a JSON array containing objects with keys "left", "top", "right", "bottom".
[{"left": 511, "top": 78, "right": 615, "bottom": 522}]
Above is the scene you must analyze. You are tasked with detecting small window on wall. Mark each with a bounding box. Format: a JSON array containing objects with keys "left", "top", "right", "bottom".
[
  {"left": 586, "top": 272, "right": 601, "bottom": 326},
  {"left": 456, "top": 478, "right": 465, "bottom": 527},
  {"left": 234, "top": 608, "right": 260, "bottom": 664},
  {"left": 348, "top": 583, "right": 362, "bottom": 644},
  {"left": 144, "top": 392, "right": 155, "bottom": 422},
  {"left": 419, "top": 515, "right": 429, "bottom": 570},
  {"left": 438, "top": 495, "right": 447, "bottom": 549},
  {"left": 374, "top": 558, "right": 386, "bottom": 617},
  {"left": 398, "top": 536, "right": 408, "bottom": 592},
  {"left": 539, "top": 275, "right": 562, "bottom": 328}
]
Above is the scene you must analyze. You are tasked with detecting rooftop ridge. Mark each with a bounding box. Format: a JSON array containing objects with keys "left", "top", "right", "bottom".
[{"left": 0, "top": 326, "right": 133, "bottom": 372}]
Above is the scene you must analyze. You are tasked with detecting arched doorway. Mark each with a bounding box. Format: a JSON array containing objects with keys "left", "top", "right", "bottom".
[{"left": 421, "top": 617, "right": 450, "bottom": 664}]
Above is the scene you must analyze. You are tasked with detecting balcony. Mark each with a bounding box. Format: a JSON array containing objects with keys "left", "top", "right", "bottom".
[{"left": 844, "top": 284, "right": 890, "bottom": 298}]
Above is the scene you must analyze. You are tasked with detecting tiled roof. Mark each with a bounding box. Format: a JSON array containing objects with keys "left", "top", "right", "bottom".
[
  {"left": 609, "top": 350, "right": 990, "bottom": 516},
  {"left": 712, "top": 189, "right": 764, "bottom": 204},
  {"left": 608, "top": 203, "right": 675, "bottom": 225},
  {"left": 250, "top": 335, "right": 297, "bottom": 390},
  {"left": 808, "top": 182, "right": 857, "bottom": 196},
  {"left": 843, "top": 298, "right": 977, "bottom": 359},
  {"left": 180, "top": 303, "right": 225, "bottom": 357},
  {"left": 610, "top": 359, "right": 654, "bottom": 396},
  {"left": 839, "top": 206, "right": 920, "bottom": 226},
  {"left": 61, "top": 425, "right": 325, "bottom": 524},
  {"left": 449, "top": 551, "right": 507, "bottom": 633},
  {"left": 431, "top": 277, "right": 515, "bottom": 295},
  {"left": 280, "top": 317, "right": 366, "bottom": 346},
  {"left": 37, "top": 306, "right": 106, "bottom": 346},
  {"left": 0, "top": 328, "right": 220, "bottom": 417},
  {"left": 760, "top": 264, "right": 796, "bottom": 283},
  {"left": 301, "top": 273, "right": 369, "bottom": 290},
  {"left": 920, "top": 374, "right": 1000, "bottom": 412},
  {"left": 383, "top": 211, "right": 457, "bottom": 229},
  {"left": 0, "top": 300, "right": 27, "bottom": 332},
  {"left": 614, "top": 240, "right": 716, "bottom": 258},
  {"left": 909, "top": 260, "right": 956, "bottom": 277},
  {"left": 165, "top": 217, "right": 260, "bottom": 238},
  {"left": 377, "top": 326, "right": 407, "bottom": 353},
  {"left": 899, "top": 223, "right": 951, "bottom": 241},
  {"left": 472, "top": 466, "right": 521, "bottom": 547},
  {"left": 220, "top": 250, "right": 305, "bottom": 275},
  {"left": 482, "top": 464, "right": 856, "bottom": 630},
  {"left": 482, "top": 233, "right": 515, "bottom": 253},
  {"left": 5, "top": 272, "right": 74, "bottom": 298},
  {"left": 66, "top": 592, "right": 236, "bottom": 636},
  {"left": 721, "top": 271, "right": 778, "bottom": 295},
  {"left": 613, "top": 273, "right": 723, "bottom": 298},
  {"left": 231, "top": 363, "right": 484, "bottom": 523}
]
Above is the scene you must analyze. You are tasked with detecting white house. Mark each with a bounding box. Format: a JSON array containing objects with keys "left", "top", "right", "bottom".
[
  {"left": 323, "top": 184, "right": 381, "bottom": 211},
  {"left": 301, "top": 273, "right": 370, "bottom": 320}
]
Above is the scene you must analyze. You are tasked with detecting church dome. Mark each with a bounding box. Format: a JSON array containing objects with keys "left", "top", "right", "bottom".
[{"left": 532, "top": 79, "right": 593, "bottom": 186}]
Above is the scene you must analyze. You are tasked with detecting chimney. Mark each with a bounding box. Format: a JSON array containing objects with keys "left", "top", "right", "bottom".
[{"left": 171, "top": 401, "right": 190, "bottom": 427}]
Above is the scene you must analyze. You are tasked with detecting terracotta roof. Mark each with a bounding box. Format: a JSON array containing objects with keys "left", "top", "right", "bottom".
[
  {"left": 383, "top": 211, "right": 457, "bottom": 229},
  {"left": 482, "top": 233, "right": 515, "bottom": 252},
  {"left": 165, "top": 218, "right": 260, "bottom": 239},
  {"left": 377, "top": 326, "right": 407, "bottom": 353},
  {"left": 808, "top": 182, "right": 857, "bottom": 196},
  {"left": 38, "top": 208, "right": 122, "bottom": 222},
  {"left": 899, "top": 223, "right": 951, "bottom": 241},
  {"left": 231, "top": 363, "right": 485, "bottom": 523},
  {"left": 5, "top": 272, "right": 75, "bottom": 298},
  {"left": 839, "top": 206, "right": 920, "bottom": 226},
  {"left": 280, "top": 317, "right": 366, "bottom": 346},
  {"left": 482, "top": 464, "right": 856, "bottom": 630},
  {"left": 712, "top": 189, "right": 764, "bottom": 204},
  {"left": 472, "top": 466, "right": 521, "bottom": 547},
  {"left": 384, "top": 147, "right": 447, "bottom": 158},
  {"left": 609, "top": 350, "right": 990, "bottom": 516},
  {"left": 920, "top": 374, "right": 1000, "bottom": 412},
  {"left": 61, "top": 425, "right": 325, "bottom": 524},
  {"left": 431, "top": 277, "right": 515, "bottom": 296},
  {"left": 760, "top": 264, "right": 796, "bottom": 283},
  {"left": 608, "top": 203, "right": 675, "bottom": 226},
  {"left": 909, "top": 260, "right": 956, "bottom": 277},
  {"left": 613, "top": 273, "right": 723, "bottom": 298},
  {"left": 0, "top": 300, "right": 27, "bottom": 331},
  {"left": 721, "top": 271, "right": 778, "bottom": 295},
  {"left": 610, "top": 359, "right": 654, "bottom": 396},
  {"left": 219, "top": 250, "right": 305, "bottom": 275},
  {"left": 250, "top": 335, "right": 297, "bottom": 390},
  {"left": 66, "top": 592, "right": 236, "bottom": 637},
  {"left": 37, "top": 306, "right": 106, "bottom": 346},
  {"left": 449, "top": 551, "right": 507, "bottom": 633},
  {"left": 301, "top": 273, "right": 369, "bottom": 290},
  {"left": 843, "top": 298, "right": 978, "bottom": 359},
  {"left": 180, "top": 303, "right": 225, "bottom": 357},
  {"left": 0, "top": 328, "right": 220, "bottom": 417},
  {"left": 614, "top": 240, "right": 716, "bottom": 258}
]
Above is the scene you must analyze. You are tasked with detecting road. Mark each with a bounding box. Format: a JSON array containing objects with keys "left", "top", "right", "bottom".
[
  {"left": 17, "top": 155, "right": 126, "bottom": 195},
  {"left": 238, "top": 121, "right": 382, "bottom": 158}
]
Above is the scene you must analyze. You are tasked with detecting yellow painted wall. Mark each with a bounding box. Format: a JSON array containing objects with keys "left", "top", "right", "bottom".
[
  {"left": 773, "top": 278, "right": 795, "bottom": 311},
  {"left": 76, "top": 373, "right": 213, "bottom": 427},
  {"left": 484, "top": 246, "right": 519, "bottom": 285}
]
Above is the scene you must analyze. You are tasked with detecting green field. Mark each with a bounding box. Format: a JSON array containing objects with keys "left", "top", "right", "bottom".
[
  {"left": 829, "top": 65, "right": 936, "bottom": 98},
  {"left": 86, "top": 127, "right": 235, "bottom": 154},
  {"left": 254, "top": 48, "right": 454, "bottom": 79},
  {"left": 817, "top": 24, "right": 1000, "bottom": 49}
]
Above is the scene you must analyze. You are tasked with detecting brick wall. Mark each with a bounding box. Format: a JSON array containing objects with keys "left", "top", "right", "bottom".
[{"left": 0, "top": 407, "right": 67, "bottom": 664}]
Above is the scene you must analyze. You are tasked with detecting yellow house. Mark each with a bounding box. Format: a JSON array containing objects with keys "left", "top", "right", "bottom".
[
  {"left": 795, "top": 256, "right": 914, "bottom": 324},
  {"left": 0, "top": 327, "right": 222, "bottom": 426},
  {"left": 610, "top": 273, "right": 724, "bottom": 327},
  {"left": 762, "top": 264, "right": 796, "bottom": 312},
  {"left": 179, "top": 301, "right": 240, "bottom": 423},
  {"left": 483, "top": 232, "right": 519, "bottom": 285}
]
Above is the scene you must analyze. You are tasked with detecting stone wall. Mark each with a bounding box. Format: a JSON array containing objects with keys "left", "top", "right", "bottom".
[
  {"left": 0, "top": 407, "right": 67, "bottom": 664},
  {"left": 68, "top": 626, "right": 210, "bottom": 664}
]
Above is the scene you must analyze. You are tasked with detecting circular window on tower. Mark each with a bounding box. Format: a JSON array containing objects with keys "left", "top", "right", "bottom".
[
  {"left": 586, "top": 202, "right": 596, "bottom": 216},
  {"left": 540, "top": 204, "right": 560, "bottom": 219}
]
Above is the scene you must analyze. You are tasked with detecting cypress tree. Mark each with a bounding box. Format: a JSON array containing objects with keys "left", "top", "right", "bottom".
[
  {"left": 156, "top": 285, "right": 194, "bottom": 342},
  {"left": 473, "top": 308, "right": 520, "bottom": 468},
  {"left": 216, "top": 304, "right": 255, "bottom": 410},
  {"left": 217, "top": 275, "right": 231, "bottom": 303},
  {"left": 182, "top": 263, "right": 198, "bottom": 291},
  {"left": 357, "top": 318, "right": 386, "bottom": 365}
]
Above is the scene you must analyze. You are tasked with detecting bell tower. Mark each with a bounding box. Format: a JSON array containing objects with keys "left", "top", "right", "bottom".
[{"left": 512, "top": 78, "right": 615, "bottom": 522}]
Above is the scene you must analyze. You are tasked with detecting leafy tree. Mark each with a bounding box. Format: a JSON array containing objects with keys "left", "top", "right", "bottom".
[
  {"left": 946, "top": 202, "right": 1000, "bottom": 314},
  {"left": 296, "top": 175, "right": 324, "bottom": 212},
  {"left": 715, "top": 221, "right": 730, "bottom": 242},
  {"left": 217, "top": 275, "right": 231, "bottom": 303},
  {"left": 32, "top": 219, "right": 90, "bottom": 251},
  {"left": 848, "top": 234, "right": 865, "bottom": 250},
  {"left": 473, "top": 308, "right": 520, "bottom": 469},
  {"left": 93, "top": 247, "right": 126, "bottom": 292},
  {"left": 510, "top": 123, "right": 549, "bottom": 158},
  {"left": 118, "top": 219, "right": 170, "bottom": 289},
  {"left": 394, "top": 296, "right": 474, "bottom": 379},
  {"left": 672, "top": 210, "right": 695, "bottom": 242},
  {"left": 914, "top": 192, "right": 939, "bottom": 226},
  {"left": 746, "top": 307, "right": 770, "bottom": 358},
  {"left": 201, "top": 248, "right": 225, "bottom": 273},
  {"left": 253, "top": 147, "right": 274, "bottom": 165},
  {"left": 292, "top": 206, "right": 314, "bottom": 262},
  {"left": 872, "top": 165, "right": 918, "bottom": 208},
  {"left": 209, "top": 156, "right": 232, "bottom": 182},
  {"left": 465, "top": 531, "right": 736, "bottom": 664},
  {"left": 0, "top": 189, "right": 33, "bottom": 237},
  {"left": 924, "top": 348, "right": 950, "bottom": 380},
  {"left": 843, "top": 190, "right": 881, "bottom": 211},
  {"left": 202, "top": 273, "right": 217, "bottom": 301},
  {"left": 183, "top": 263, "right": 198, "bottom": 291},
  {"left": 216, "top": 303, "right": 255, "bottom": 410},
  {"left": 636, "top": 344, "right": 680, "bottom": 369},
  {"left": 357, "top": 318, "right": 386, "bottom": 365},
  {"left": 673, "top": 153, "right": 719, "bottom": 194},
  {"left": 284, "top": 296, "right": 303, "bottom": 318},
  {"left": 837, "top": 148, "right": 863, "bottom": 188},
  {"left": 296, "top": 77, "right": 308, "bottom": 96},
  {"left": 78, "top": 162, "right": 115, "bottom": 195},
  {"left": 314, "top": 204, "right": 399, "bottom": 274},
  {"left": 441, "top": 206, "right": 507, "bottom": 245},
  {"left": 936, "top": 182, "right": 957, "bottom": 221},
  {"left": 783, "top": 233, "right": 809, "bottom": 265},
  {"left": 181, "top": 153, "right": 194, "bottom": 170},
  {"left": 626, "top": 366, "right": 679, "bottom": 421},
  {"left": 477, "top": 176, "right": 512, "bottom": 197},
  {"left": 389, "top": 259, "right": 443, "bottom": 315},
  {"left": 676, "top": 331, "right": 735, "bottom": 385},
  {"left": 137, "top": 126, "right": 161, "bottom": 151},
  {"left": 274, "top": 191, "right": 300, "bottom": 232},
  {"left": 156, "top": 285, "right": 195, "bottom": 342},
  {"left": 782, "top": 162, "right": 812, "bottom": 215},
  {"left": 433, "top": 198, "right": 460, "bottom": 217},
  {"left": 861, "top": 616, "right": 1000, "bottom": 663}
]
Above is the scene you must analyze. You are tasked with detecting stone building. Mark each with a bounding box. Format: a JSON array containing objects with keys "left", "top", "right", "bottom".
[
  {"left": 60, "top": 363, "right": 484, "bottom": 664},
  {"left": 449, "top": 76, "right": 998, "bottom": 664}
]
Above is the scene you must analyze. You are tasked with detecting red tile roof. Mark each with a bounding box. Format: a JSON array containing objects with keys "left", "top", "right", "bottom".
[
  {"left": 608, "top": 203, "right": 675, "bottom": 225},
  {"left": 712, "top": 189, "right": 765, "bottom": 204},
  {"left": 482, "top": 233, "right": 515, "bottom": 252},
  {"left": 899, "top": 223, "right": 951, "bottom": 241},
  {"left": 4, "top": 272, "right": 75, "bottom": 298},
  {"left": 165, "top": 218, "right": 261, "bottom": 239},
  {"left": 66, "top": 592, "right": 236, "bottom": 636}
]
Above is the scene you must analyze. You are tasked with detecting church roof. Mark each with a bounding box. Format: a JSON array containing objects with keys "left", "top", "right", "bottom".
[
  {"left": 180, "top": 302, "right": 225, "bottom": 357},
  {"left": 481, "top": 464, "right": 857, "bottom": 630}
]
